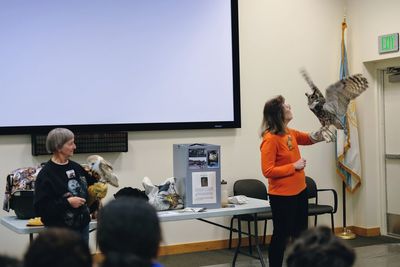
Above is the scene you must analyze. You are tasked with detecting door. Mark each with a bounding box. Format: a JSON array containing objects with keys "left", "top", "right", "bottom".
[{"left": 383, "top": 67, "right": 400, "bottom": 237}]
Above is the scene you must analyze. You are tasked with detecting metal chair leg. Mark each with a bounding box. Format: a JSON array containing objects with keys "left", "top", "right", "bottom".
[
  {"left": 263, "top": 219, "right": 267, "bottom": 245},
  {"left": 247, "top": 220, "right": 252, "bottom": 255}
]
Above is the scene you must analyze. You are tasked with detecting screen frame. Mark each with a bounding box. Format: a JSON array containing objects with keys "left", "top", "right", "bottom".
[{"left": 0, "top": 0, "right": 240, "bottom": 135}]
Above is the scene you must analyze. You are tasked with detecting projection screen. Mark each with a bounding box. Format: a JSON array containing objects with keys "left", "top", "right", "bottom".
[{"left": 0, "top": 0, "right": 240, "bottom": 134}]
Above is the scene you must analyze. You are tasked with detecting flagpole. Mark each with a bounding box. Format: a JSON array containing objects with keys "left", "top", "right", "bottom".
[
  {"left": 336, "top": 16, "right": 356, "bottom": 240},
  {"left": 337, "top": 182, "right": 355, "bottom": 239}
]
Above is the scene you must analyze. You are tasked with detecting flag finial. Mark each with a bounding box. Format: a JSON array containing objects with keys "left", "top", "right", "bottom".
[{"left": 342, "top": 16, "right": 347, "bottom": 31}]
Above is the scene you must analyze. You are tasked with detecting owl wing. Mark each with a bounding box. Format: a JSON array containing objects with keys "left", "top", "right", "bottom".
[
  {"left": 99, "top": 159, "right": 119, "bottom": 187},
  {"left": 323, "top": 74, "right": 368, "bottom": 117},
  {"left": 99, "top": 158, "right": 114, "bottom": 172}
]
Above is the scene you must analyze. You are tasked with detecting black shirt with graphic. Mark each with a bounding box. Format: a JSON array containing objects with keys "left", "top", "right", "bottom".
[{"left": 34, "top": 160, "right": 96, "bottom": 230}]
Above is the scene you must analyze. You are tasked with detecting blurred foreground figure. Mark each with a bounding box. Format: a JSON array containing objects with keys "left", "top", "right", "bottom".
[
  {"left": 24, "top": 228, "right": 92, "bottom": 267},
  {"left": 0, "top": 254, "right": 21, "bottom": 267},
  {"left": 286, "top": 226, "right": 355, "bottom": 267},
  {"left": 97, "top": 198, "right": 163, "bottom": 267}
]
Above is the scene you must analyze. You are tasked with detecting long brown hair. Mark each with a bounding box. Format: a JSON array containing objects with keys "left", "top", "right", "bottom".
[{"left": 260, "top": 95, "right": 286, "bottom": 136}]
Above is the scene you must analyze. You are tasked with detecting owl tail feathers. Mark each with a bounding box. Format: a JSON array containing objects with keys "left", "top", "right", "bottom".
[{"left": 300, "top": 68, "right": 318, "bottom": 91}]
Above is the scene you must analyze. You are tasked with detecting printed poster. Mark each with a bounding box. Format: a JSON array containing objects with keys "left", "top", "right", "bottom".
[{"left": 192, "top": 171, "right": 216, "bottom": 204}]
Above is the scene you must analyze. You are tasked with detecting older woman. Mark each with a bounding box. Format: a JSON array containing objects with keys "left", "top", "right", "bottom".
[
  {"left": 34, "top": 128, "right": 96, "bottom": 243},
  {"left": 260, "top": 95, "right": 327, "bottom": 267}
]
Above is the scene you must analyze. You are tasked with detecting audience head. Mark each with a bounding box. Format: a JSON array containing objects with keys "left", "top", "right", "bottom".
[
  {"left": 286, "top": 226, "right": 356, "bottom": 267},
  {"left": 0, "top": 255, "right": 21, "bottom": 267},
  {"left": 97, "top": 197, "right": 161, "bottom": 267},
  {"left": 23, "top": 228, "right": 92, "bottom": 267}
]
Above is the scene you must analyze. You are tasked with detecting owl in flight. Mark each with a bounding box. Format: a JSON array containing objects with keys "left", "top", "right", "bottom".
[{"left": 301, "top": 69, "right": 368, "bottom": 137}]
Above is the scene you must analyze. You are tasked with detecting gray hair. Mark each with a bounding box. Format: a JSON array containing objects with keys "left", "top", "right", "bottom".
[{"left": 46, "top": 128, "right": 75, "bottom": 153}]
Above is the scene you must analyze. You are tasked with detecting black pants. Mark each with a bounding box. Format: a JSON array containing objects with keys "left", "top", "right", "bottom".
[{"left": 268, "top": 189, "right": 308, "bottom": 267}]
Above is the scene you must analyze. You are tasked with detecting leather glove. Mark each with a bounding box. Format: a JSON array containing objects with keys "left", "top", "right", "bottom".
[
  {"left": 88, "top": 182, "right": 108, "bottom": 206},
  {"left": 310, "top": 125, "right": 336, "bottom": 143}
]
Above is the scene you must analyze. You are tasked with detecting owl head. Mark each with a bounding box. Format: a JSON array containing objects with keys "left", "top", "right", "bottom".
[
  {"left": 305, "top": 87, "right": 325, "bottom": 110},
  {"left": 86, "top": 155, "right": 119, "bottom": 187}
]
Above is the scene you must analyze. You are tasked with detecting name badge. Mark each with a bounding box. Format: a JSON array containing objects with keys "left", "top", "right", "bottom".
[{"left": 66, "top": 170, "right": 76, "bottom": 179}]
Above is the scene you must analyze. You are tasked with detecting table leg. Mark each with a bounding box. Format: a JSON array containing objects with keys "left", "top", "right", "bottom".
[
  {"left": 29, "top": 233, "right": 33, "bottom": 244},
  {"left": 232, "top": 218, "right": 242, "bottom": 266},
  {"left": 253, "top": 213, "right": 265, "bottom": 267}
]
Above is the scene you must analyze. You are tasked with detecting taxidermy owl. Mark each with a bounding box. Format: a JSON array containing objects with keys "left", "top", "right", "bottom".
[
  {"left": 301, "top": 69, "right": 368, "bottom": 132},
  {"left": 82, "top": 155, "right": 119, "bottom": 217},
  {"left": 85, "top": 155, "right": 119, "bottom": 187}
]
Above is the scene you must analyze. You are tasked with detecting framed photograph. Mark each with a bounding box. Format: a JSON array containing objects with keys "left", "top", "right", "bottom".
[{"left": 207, "top": 150, "right": 219, "bottom": 168}]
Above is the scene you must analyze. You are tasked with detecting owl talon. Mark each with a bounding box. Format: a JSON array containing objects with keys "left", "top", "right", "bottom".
[{"left": 321, "top": 125, "right": 337, "bottom": 143}]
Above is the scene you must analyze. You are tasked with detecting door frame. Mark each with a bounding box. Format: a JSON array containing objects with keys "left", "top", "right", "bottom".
[
  {"left": 377, "top": 67, "right": 387, "bottom": 235},
  {"left": 376, "top": 64, "right": 400, "bottom": 236}
]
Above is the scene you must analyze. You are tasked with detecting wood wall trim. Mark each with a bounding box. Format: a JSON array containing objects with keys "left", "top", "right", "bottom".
[
  {"left": 347, "top": 226, "right": 381, "bottom": 236},
  {"left": 158, "top": 225, "right": 380, "bottom": 256},
  {"left": 94, "top": 225, "right": 381, "bottom": 258}
]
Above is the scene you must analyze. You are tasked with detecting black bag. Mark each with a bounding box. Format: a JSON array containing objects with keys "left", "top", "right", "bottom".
[
  {"left": 9, "top": 190, "right": 35, "bottom": 219},
  {"left": 114, "top": 187, "right": 148, "bottom": 200}
]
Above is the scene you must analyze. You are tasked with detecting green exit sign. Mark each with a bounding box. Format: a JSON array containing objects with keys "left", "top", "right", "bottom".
[{"left": 379, "top": 33, "right": 399, "bottom": 54}]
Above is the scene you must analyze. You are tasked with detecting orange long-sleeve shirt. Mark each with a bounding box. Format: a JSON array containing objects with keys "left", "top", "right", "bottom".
[{"left": 260, "top": 128, "right": 313, "bottom": 196}]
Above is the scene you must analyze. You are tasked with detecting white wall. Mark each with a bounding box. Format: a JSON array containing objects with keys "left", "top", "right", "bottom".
[
  {"left": 4, "top": 0, "right": 400, "bottom": 258},
  {"left": 347, "top": 0, "right": 400, "bottom": 63},
  {"left": 346, "top": 0, "right": 400, "bottom": 230}
]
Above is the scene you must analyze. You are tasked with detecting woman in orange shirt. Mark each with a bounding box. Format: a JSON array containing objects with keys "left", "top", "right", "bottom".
[{"left": 260, "top": 95, "right": 326, "bottom": 267}]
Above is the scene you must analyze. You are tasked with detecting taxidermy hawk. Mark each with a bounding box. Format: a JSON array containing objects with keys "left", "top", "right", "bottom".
[
  {"left": 142, "top": 176, "right": 184, "bottom": 211},
  {"left": 301, "top": 69, "right": 368, "bottom": 138}
]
